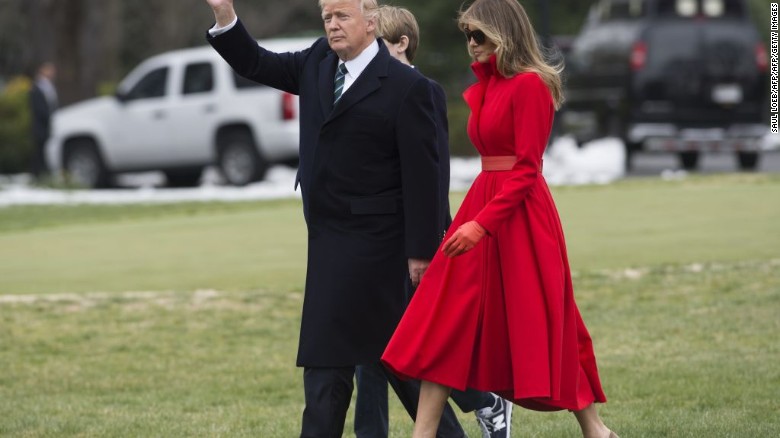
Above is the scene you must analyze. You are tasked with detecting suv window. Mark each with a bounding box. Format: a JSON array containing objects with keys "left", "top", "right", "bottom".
[
  {"left": 658, "top": 0, "right": 697, "bottom": 16},
  {"left": 656, "top": 0, "right": 744, "bottom": 18},
  {"left": 126, "top": 67, "right": 168, "bottom": 101},
  {"left": 233, "top": 71, "right": 266, "bottom": 89},
  {"left": 598, "top": 0, "right": 648, "bottom": 20},
  {"left": 703, "top": 0, "right": 744, "bottom": 17},
  {"left": 183, "top": 62, "right": 214, "bottom": 95}
]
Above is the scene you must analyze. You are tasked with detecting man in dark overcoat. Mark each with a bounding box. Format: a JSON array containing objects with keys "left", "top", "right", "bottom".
[
  {"left": 204, "top": 0, "right": 469, "bottom": 436},
  {"left": 29, "top": 62, "right": 58, "bottom": 180}
]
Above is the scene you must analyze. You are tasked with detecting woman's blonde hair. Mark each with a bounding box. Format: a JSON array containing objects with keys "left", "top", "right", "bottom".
[{"left": 458, "top": 0, "right": 564, "bottom": 108}]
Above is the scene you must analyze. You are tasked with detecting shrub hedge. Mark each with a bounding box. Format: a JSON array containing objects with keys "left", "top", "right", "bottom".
[{"left": 0, "top": 76, "right": 33, "bottom": 174}]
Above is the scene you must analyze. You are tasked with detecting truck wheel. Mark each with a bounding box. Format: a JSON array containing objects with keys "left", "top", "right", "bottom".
[
  {"left": 736, "top": 152, "right": 759, "bottom": 171},
  {"left": 678, "top": 151, "right": 700, "bottom": 171},
  {"left": 624, "top": 141, "right": 640, "bottom": 173},
  {"left": 165, "top": 167, "right": 203, "bottom": 187},
  {"left": 63, "top": 139, "right": 112, "bottom": 188},
  {"left": 217, "top": 130, "right": 268, "bottom": 186}
]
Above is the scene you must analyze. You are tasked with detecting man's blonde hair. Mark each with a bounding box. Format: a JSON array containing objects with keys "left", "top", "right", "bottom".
[
  {"left": 375, "top": 5, "right": 420, "bottom": 62},
  {"left": 459, "top": 0, "right": 564, "bottom": 108},
  {"left": 319, "top": 0, "right": 379, "bottom": 21}
]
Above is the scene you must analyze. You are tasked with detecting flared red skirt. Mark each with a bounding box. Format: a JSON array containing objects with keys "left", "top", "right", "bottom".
[{"left": 382, "top": 173, "right": 607, "bottom": 411}]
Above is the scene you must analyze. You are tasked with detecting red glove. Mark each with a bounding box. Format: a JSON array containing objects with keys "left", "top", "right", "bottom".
[{"left": 441, "top": 221, "right": 486, "bottom": 257}]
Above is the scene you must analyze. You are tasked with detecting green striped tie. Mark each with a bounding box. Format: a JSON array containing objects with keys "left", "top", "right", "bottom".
[{"left": 334, "top": 63, "right": 348, "bottom": 103}]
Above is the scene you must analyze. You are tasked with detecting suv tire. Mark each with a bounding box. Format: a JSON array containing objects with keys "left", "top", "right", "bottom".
[
  {"left": 624, "top": 141, "right": 640, "bottom": 172},
  {"left": 736, "top": 151, "right": 759, "bottom": 172},
  {"left": 217, "top": 129, "right": 267, "bottom": 186},
  {"left": 63, "top": 139, "right": 112, "bottom": 188},
  {"left": 678, "top": 151, "right": 700, "bottom": 171}
]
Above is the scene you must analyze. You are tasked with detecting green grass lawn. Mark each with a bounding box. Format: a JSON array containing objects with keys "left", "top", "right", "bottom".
[{"left": 1, "top": 174, "right": 779, "bottom": 437}]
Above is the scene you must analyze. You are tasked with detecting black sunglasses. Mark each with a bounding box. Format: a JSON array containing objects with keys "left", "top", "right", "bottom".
[{"left": 464, "top": 29, "right": 487, "bottom": 45}]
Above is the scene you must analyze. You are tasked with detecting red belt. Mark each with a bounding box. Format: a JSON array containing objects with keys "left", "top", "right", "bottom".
[
  {"left": 481, "top": 156, "right": 543, "bottom": 172},
  {"left": 481, "top": 156, "right": 516, "bottom": 171}
]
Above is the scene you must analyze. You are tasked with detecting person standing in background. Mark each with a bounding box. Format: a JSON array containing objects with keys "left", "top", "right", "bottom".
[{"left": 29, "top": 61, "right": 58, "bottom": 181}]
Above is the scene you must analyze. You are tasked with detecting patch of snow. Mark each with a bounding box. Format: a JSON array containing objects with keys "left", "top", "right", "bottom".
[
  {"left": 542, "top": 136, "right": 626, "bottom": 186},
  {"left": 762, "top": 131, "right": 780, "bottom": 151},
  {"left": 0, "top": 166, "right": 300, "bottom": 207},
  {"left": 0, "top": 136, "right": 629, "bottom": 207},
  {"left": 449, "top": 157, "right": 482, "bottom": 191},
  {"left": 660, "top": 169, "right": 688, "bottom": 181},
  {"left": 686, "top": 263, "right": 704, "bottom": 273}
]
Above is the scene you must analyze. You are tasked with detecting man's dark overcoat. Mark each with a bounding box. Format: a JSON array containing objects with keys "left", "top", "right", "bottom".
[
  {"left": 29, "top": 83, "right": 54, "bottom": 146},
  {"left": 208, "top": 21, "right": 440, "bottom": 367}
]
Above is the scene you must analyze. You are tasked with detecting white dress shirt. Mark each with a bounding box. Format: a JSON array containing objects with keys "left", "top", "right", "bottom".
[{"left": 337, "top": 40, "right": 378, "bottom": 94}]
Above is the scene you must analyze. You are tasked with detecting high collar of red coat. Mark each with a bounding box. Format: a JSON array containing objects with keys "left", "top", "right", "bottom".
[{"left": 470, "top": 54, "right": 501, "bottom": 82}]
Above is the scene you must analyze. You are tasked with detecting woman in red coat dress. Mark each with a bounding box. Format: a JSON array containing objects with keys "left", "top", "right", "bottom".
[{"left": 381, "top": 0, "right": 618, "bottom": 437}]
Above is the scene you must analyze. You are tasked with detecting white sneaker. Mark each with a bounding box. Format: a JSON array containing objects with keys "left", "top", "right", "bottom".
[{"left": 474, "top": 394, "right": 513, "bottom": 438}]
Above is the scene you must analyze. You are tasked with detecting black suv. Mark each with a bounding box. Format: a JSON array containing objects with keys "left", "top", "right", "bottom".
[{"left": 561, "top": 0, "right": 768, "bottom": 170}]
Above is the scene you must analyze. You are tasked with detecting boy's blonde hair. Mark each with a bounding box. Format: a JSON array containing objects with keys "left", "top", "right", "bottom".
[{"left": 375, "top": 5, "right": 420, "bottom": 62}]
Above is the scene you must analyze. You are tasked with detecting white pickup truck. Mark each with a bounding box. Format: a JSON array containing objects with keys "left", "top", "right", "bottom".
[{"left": 46, "top": 37, "right": 316, "bottom": 188}]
